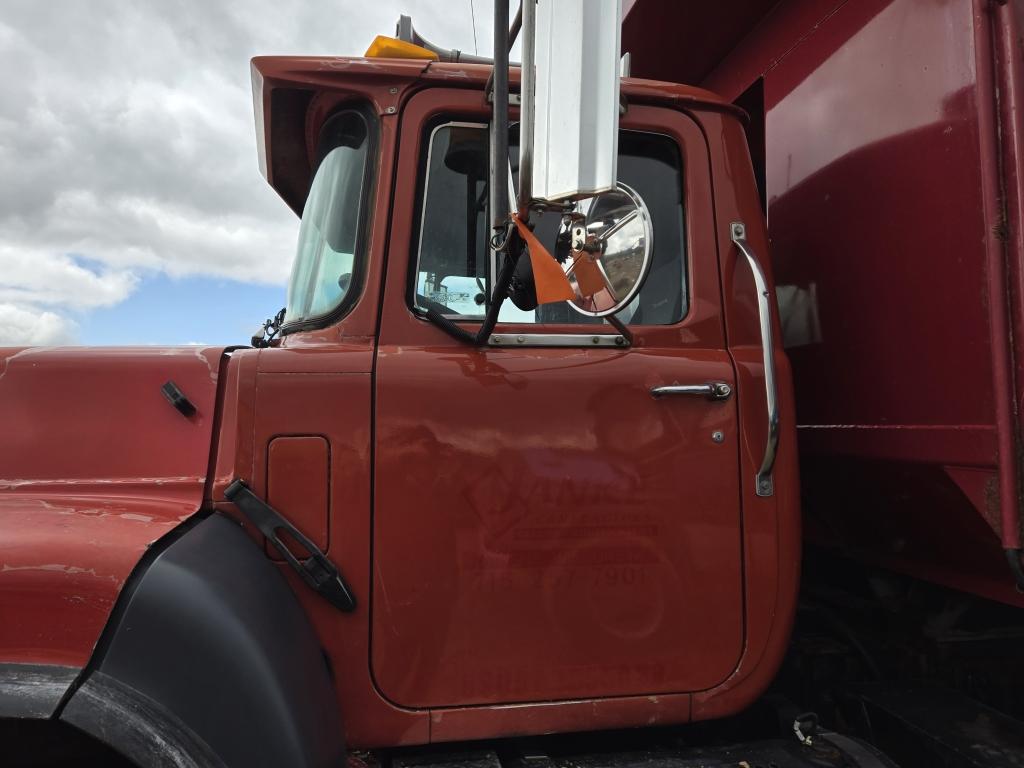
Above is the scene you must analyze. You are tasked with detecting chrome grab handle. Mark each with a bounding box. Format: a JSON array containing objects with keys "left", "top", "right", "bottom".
[
  {"left": 731, "top": 221, "right": 779, "bottom": 497},
  {"left": 650, "top": 382, "right": 732, "bottom": 401}
]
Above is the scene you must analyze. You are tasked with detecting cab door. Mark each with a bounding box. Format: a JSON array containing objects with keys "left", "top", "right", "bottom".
[{"left": 372, "top": 90, "right": 743, "bottom": 709}]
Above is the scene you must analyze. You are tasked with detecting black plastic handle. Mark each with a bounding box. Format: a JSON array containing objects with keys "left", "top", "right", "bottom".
[{"left": 225, "top": 479, "right": 356, "bottom": 612}]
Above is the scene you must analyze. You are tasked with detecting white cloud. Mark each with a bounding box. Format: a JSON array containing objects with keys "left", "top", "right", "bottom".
[
  {"left": 0, "top": 0, "right": 500, "bottom": 345},
  {"left": 0, "top": 247, "right": 137, "bottom": 309},
  {"left": 0, "top": 304, "right": 78, "bottom": 346}
]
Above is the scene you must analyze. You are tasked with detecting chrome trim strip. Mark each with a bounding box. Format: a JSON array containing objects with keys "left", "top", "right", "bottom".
[
  {"left": 731, "top": 221, "right": 779, "bottom": 497},
  {"left": 488, "top": 333, "right": 628, "bottom": 347},
  {"left": 650, "top": 382, "right": 732, "bottom": 401}
]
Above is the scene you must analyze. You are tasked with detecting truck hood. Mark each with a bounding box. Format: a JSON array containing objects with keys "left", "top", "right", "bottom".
[{"left": 0, "top": 346, "right": 226, "bottom": 671}]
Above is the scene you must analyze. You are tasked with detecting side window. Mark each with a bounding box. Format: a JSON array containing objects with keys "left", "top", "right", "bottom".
[
  {"left": 412, "top": 123, "right": 687, "bottom": 325},
  {"left": 413, "top": 123, "right": 490, "bottom": 318},
  {"left": 286, "top": 110, "right": 372, "bottom": 327}
]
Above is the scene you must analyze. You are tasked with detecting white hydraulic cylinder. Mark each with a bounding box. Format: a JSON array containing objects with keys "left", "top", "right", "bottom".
[{"left": 530, "top": 0, "right": 622, "bottom": 203}]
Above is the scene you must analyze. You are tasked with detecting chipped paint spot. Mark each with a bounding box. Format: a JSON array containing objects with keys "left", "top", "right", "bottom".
[
  {"left": 0, "top": 563, "right": 122, "bottom": 587},
  {"left": 317, "top": 57, "right": 386, "bottom": 72},
  {"left": 192, "top": 346, "right": 219, "bottom": 384},
  {"left": 119, "top": 513, "right": 155, "bottom": 523},
  {"left": 0, "top": 476, "right": 204, "bottom": 490},
  {"left": 0, "top": 348, "right": 34, "bottom": 385}
]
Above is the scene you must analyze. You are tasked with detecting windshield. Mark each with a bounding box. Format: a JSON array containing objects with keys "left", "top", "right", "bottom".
[{"left": 285, "top": 110, "right": 371, "bottom": 326}]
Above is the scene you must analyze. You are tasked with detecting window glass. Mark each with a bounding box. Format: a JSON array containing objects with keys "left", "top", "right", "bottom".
[
  {"left": 286, "top": 111, "right": 370, "bottom": 325},
  {"left": 413, "top": 124, "right": 490, "bottom": 317},
  {"left": 413, "top": 123, "right": 686, "bottom": 325}
]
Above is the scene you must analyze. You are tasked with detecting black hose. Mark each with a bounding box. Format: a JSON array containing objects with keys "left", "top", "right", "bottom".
[
  {"left": 424, "top": 238, "right": 521, "bottom": 345},
  {"left": 472, "top": 244, "right": 520, "bottom": 342},
  {"left": 422, "top": 307, "right": 475, "bottom": 343}
]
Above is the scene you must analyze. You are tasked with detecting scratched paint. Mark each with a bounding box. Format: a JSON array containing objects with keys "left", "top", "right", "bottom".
[{"left": 0, "top": 345, "right": 227, "bottom": 667}]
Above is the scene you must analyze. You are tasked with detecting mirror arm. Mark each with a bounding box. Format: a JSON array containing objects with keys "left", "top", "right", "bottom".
[
  {"left": 604, "top": 312, "right": 633, "bottom": 345},
  {"left": 509, "top": 3, "right": 523, "bottom": 51},
  {"left": 484, "top": 3, "right": 523, "bottom": 99}
]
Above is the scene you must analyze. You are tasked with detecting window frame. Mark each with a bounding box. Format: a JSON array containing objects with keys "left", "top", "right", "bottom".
[
  {"left": 280, "top": 103, "right": 380, "bottom": 336},
  {"left": 408, "top": 119, "right": 495, "bottom": 322}
]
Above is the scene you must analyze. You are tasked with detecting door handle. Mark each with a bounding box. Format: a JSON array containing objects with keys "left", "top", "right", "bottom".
[
  {"left": 731, "top": 221, "right": 779, "bottom": 497},
  {"left": 650, "top": 382, "right": 732, "bottom": 401}
]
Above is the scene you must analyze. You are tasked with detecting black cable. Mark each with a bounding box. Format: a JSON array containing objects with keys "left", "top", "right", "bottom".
[{"left": 422, "top": 233, "right": 522, "bottom": 345}]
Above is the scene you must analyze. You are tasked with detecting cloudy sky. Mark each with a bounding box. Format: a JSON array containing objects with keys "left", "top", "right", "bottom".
[{"left": 0, "top": 0, "right": 511, "bottom": 345}]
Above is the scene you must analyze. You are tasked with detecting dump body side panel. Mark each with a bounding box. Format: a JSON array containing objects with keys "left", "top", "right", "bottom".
[{"left": 626, "top": 0, "right": 1024, "bottom": 605}]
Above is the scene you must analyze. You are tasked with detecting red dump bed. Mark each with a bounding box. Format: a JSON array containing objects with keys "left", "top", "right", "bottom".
[{"left": 624, "top": 0, "right": 1024, "bottom": 605}]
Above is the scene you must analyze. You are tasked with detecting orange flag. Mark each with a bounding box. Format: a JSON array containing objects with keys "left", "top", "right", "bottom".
[
  {"left": 571, "top": 252, "right": 606, "bottom": 299},
  {"left": 513, "top": 215, "right": 576, "bottom": 305}
]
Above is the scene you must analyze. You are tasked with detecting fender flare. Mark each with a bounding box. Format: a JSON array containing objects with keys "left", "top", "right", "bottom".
[{"left": 59, "top": 513, "right": 344, "bottom": 768}]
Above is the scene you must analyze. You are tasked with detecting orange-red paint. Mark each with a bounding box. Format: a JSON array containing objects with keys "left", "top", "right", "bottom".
[
  {"left": 1, "top": 60, "right": 797, "bottom": 749},
  {"left": 0, "top": 346, "right": 225, "bottom": 667}
]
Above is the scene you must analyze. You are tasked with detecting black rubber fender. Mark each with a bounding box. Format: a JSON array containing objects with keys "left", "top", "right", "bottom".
[{"left": 60, "top": 513, "right": 344, "bottom": 768}]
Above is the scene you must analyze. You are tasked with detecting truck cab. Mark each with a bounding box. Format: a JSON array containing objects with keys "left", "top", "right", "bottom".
[
  {"left": 0, "top": 29, "right": 804, "bottom": 768},
  {"left": 224, "top": 55, "right": 798, "bottom": 745}
]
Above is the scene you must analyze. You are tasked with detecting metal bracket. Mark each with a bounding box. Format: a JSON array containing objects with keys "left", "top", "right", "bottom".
[{"left": 486, "top": 91, "right": 522, "bottom": 106}]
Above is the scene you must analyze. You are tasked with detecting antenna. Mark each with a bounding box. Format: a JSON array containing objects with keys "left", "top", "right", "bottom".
[{"left": 469, "top": 0, "right": 479, "bottom": 56}]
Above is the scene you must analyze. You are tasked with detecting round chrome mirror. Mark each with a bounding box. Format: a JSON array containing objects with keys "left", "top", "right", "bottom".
[{"left": 559, "top": 182, "right": 653, "bottom": 317}]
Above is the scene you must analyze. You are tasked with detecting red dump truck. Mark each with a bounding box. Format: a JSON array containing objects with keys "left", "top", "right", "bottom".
[{"left": 1, "top": 1, "right": 1021, "bottom": 767}]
